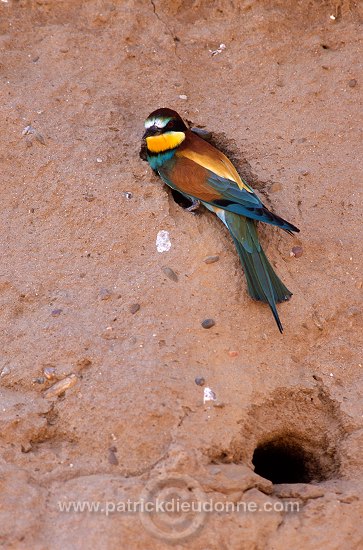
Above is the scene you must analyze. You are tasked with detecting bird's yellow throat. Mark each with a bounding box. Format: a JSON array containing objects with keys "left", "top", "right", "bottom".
[{"left": 146, "top": 131, "right": 185, "bottom": 153}]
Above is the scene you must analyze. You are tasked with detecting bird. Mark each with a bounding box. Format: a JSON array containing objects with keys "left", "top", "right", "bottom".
[{"left": 142, "top": 107, "right": 300, "bottom": 333}]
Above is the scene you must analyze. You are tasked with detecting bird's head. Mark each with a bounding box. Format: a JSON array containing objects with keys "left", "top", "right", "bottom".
[{"left": 143, "top": 108, "right": 188, "bottom": 153}]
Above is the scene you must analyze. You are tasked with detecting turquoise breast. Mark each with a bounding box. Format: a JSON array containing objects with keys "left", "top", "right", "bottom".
[{"left": 147, "top": 149, "right": 176, "bottom": 170}]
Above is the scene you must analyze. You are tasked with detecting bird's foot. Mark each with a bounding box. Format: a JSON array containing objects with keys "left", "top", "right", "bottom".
[{"left": 185, "top": 199, "right": 201, "bottom": 212}]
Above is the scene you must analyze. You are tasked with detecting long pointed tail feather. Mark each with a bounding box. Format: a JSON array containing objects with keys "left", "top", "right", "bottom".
[{"left": 225, "top": 215, "right": 291, "bottom": 333}]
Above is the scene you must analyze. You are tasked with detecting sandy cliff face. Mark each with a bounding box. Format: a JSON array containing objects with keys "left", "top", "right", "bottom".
[{"left": 0, "top": 0, "right": 362, "bottom": 548}]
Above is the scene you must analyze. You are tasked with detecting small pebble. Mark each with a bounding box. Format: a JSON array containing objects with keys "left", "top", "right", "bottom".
[
  {"left": 201, "top": 318, "right": 215, "bottom": 329},
  {"left": 204, "top": 255, "right": 220, "bottom": 264},
  {"left": 98, "top": 288, "right": 112, "bottom": 300},
  {"left": 348, "top": 79, "right": 357, "bottom": 88},
  {"left": 291, "top": 246, "right": 303, "bottom": 258},
  {"left": 156, "top": 230, "right": 171, "bottom": 253},
  {"left": 32, "top": 56, "right": 40, "bottom": 62},
  {"left": 195, "top": 376, "right": 205, "bottom": 386},
  {"left": 228, "top": 351, "right": 239, "bottom": 357},
  {"left": 300, "top": 169, "right": 310, "bottom": 176},
  {"left": 210, "top": 43, "right": 226, "bottom": 56},
  {"left": 43, "top": 366, "right": 56, "bottom": 380},
  {"left": 162, "top": 266, "right": 178, "bottom": 282},
  {"left": 179, "top": 94, "right": 188, "bottom": 100},
  {"left": 108, "top": 447, "right": 119, "bottom": 465},
  {"left": 130, "top": 303, "right": 140, "bottom": 314},
  {"left": 43, "top": 374, "right": 78, "bottom": 399},
  {"left": 0, "top": 365, "right": 11, "bottom": 378},
  {"left": 33, "top": 377, "right": 45, "bottom": 384},
  {"left": 51, "top": 308, "right": 63, "bottom": 317},
  {"left": 96, "top": 157, "right": 103, "bottom": 163},
  {"left": 203, "top": 387, "right": 217, "bottom": 403},
  {"left": 122, "top": 192, "right": 133, "bottom": 199},
  {"left": 21, "top": 443, "right": 32, "bottom": 453}
]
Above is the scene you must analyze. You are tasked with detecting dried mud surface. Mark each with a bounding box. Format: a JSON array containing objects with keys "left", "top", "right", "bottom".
[{"left": 1, "top": 0, "right": 363, "bottom": 548}]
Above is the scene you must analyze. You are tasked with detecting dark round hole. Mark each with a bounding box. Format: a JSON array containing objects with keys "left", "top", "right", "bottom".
[{"left": 252, "top": 437, "right": 317, "bottom": 484}]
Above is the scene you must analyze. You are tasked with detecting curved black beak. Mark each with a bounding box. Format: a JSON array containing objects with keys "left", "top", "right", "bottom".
[{"left": 143, "top": 125, "right": 160, "bottom": 139}]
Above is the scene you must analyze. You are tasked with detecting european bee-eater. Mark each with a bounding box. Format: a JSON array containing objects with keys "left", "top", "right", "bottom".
[{"left": 142, "top": 108, "right": 300, "bottom": 333}]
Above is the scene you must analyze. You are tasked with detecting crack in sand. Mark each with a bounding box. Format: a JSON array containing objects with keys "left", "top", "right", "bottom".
[
  {"left": 150, "top": 0, "right": 181, "bottom": 61},
  {"left": 177, "top": 405, "right": 194, "bottom": 428}
]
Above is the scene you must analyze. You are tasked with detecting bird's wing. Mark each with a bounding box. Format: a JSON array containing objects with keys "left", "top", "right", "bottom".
[
  {"left": 178, "top": 130, "right": 254, "bottom": 193},
  {"left": 159, "top": 154, "right": 299, "bottom": 232},
  {"left": 206, "top": 172, "right": 298, "bottom": 231}
]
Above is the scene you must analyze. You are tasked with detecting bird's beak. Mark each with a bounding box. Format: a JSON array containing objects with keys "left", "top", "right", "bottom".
[{"left": 143, "top": 126, "right": 158, "bottom": 140}]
